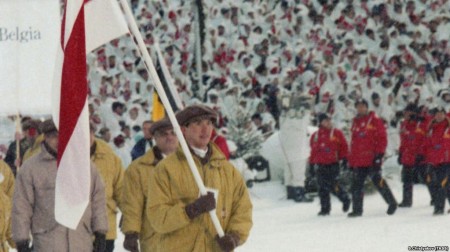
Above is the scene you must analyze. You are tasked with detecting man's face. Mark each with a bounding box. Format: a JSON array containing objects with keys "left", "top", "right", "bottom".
[
  {"left": 154, "top": 128, "right": 178, "bottom": 155},
  {"left": 435, "top": 111, "right": 446, "bottom": 122},
  {"left": 115, "top": 106, "right": 124, "bottom": 116},
  {"left": 45, "top": 132, "right": 59, "bottom": 152},
  {"left": 373, "top": 98, "right": 380, "bottom": 106},
  {"left": 356, "top": 103, "right": 368, "bottom": 115},
  {"left": 143, "top": 122, "right": 153, "bottom": 140},
  {"left": 320, "top": 118, "right": 332, "bottom": 129},
  {"left": 181, "top": 118, "right": 213, "bottom": 150}
]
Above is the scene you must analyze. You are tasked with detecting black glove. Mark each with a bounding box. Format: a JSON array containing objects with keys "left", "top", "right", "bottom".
[
  {"left": 16, "top": 240, "right": 32, "bottom": 252},
  {"left": 185, "top": 192, "right": 216, "bottom": 219},
  {"left": 123, "top": 232, "right": 139, "bottom": 252},
  {"left": 215, "top": 233, "right": 240, "bottom": 252},
  {"left": 373, "top": 153, "right": 384, "bottom": 170},
  {"left": 340, "top": 158, "right": 348, "bottom": 170},
  {"left": 93, "top": 232, "right": 106, "bottom": 252},
  {"left": 397, "top": 153, "right": 402, "bottom": 165},
  {"left": 415, "top": 154, "right": 425, "bottom": 165}
]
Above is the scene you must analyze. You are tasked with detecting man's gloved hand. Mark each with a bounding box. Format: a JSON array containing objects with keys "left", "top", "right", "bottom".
[
  {"left": 185, "top": 192, "right": 216, "bottom": 219},
  {"left": 415, "top": 154, "right": 425, "bottom": 165},
  {"left": 93, "top": 232, "right": 106, "bottom": 252},
  {"left": 373, "top": 153, "right": 384, "bottom": 170},
  {"left": 16, "top": 240, "right": 32, "bottom": 252},
  {"left": 123, "top": 232, "right": 139, "bottom": 252},
  {"left": 215, "top": 233, "right": 240, "bottom": 252}
]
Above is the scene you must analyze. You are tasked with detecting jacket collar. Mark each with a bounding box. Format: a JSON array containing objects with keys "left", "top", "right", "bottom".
[
  {"left": 138, "top": 146, "right": 164, "bottom": 166},
  {"left": 175, "top": 142, "right": 226, "bottom": 168},
  {"left": 40, "top": 142, "right": 57, "bottom": 161},
  {"left": 92, "top": 138, "right": 110, "bottom": 158}
]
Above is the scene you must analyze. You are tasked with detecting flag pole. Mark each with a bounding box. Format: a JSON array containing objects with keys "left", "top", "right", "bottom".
[
  {"left": 193, "top": 0, "right": 204, "bottom": 97},
  {"left": 118, "top": 0, "right": 225, "bottom": 237},
  {"left": 154, "top": 42, "right": 184, "bottom": 110},
  {"left": 15, "top": 114, "right": 21, "bottom": 172}
]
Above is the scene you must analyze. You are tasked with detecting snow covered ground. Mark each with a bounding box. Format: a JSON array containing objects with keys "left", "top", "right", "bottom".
[
  {"left": 111, "top": 172, "right": 450, "bottom": 252},
  {"left": 239, "top": 179, "right": 449, "bottom": 252},
  {"left": 9, "top": 171, "right": 448, "bottom": 252}
]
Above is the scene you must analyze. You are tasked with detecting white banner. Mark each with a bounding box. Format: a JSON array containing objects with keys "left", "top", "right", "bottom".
[{"left": 0, "top": 0, "right": 60, "bottom": 116}]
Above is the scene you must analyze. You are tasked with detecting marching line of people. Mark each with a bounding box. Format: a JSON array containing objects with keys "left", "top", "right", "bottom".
[
  {"left": 0, "top": 105, "right": 253, "bottom": 252},
  {"left": 308, "top": 98, "right": 450, "bottom": 217}
]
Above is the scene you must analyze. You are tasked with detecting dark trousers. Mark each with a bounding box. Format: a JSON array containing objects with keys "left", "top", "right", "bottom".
[
  {"left": 428, "top": 164, "right": 449, "bottom": 212},
  {"left": 350, "top": 167, "right": 397, "bottom": 214},
  {"left": 105, "top": 240, "right": 115, "bottom": 252},
  {"left": 316, "top": 164, "right": 349, "bottom": 213},
  {"left": 400, "top": 165, "right": 415, "bottom": 205},
  {"left": 404, "top": 165, "right": 435, "bottom": 203}
]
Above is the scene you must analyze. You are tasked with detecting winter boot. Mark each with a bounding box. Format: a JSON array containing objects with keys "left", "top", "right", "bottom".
[
  {"left": 433, "top": 208, "right": 444, "bottom": 215},
  {"left": 347, "top": 211, "right": 362, "bottom": 217},
  {"left": 378, "top": 183, "right": 397, "bottom": 215},
  {"left": 333, "top": 186, "right": 351, "bottom": 213},
  {"left": 433, "top": 189, "right": 446, "bottom": 216},
  {"left": 317, "top": 210, "right": 330, "bottom": 216},
  {"left": 398, "top": 184, "right": 413, "bottom": 207},
  {"left": 286, "top": 186, "right": 295, "bottom": 200},
  {"left": 342, "top": 197, "right": 351, "bottom": 213},
  {"left": 293, "top": 187, "right": 314, "bottom": 203},
  {"left": 348, "top": 192, "right": 363, "bottom": 217},
  {"left": 387, "top": 204, "right": 397, "bottom": 215}
]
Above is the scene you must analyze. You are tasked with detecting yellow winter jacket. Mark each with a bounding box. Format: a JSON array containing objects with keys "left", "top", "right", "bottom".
[
  {"left": 147, "top": 143, "right": 253, "bottom": 252},
  {"left": 0, "top": 161, "right": 14, "bottom": 199},
  {"left": 0, "top": 161, "right": 14, "bottom": 251},
  {"left": 122, "top": 147, "right": 164, "bottom": 252},
  {"left": 91, "top": 139, "right": 125, "bottom": 240}
]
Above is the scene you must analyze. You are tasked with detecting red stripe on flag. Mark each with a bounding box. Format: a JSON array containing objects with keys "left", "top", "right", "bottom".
[{"left": 58, "top": 4, "right": 87, "bottom": 166}]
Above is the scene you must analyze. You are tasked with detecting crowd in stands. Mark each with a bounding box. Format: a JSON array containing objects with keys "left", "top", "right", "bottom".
[{"left": 6, "top": 0, "right": 449, "bottom": 161}]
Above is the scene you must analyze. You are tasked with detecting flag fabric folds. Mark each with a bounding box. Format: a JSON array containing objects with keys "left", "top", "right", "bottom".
[{"left": 55, "top": 0, "right": 128, "bottom": 229}]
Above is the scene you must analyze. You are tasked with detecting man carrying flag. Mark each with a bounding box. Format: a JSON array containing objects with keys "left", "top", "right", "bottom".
[
  {"left": 11, "top": 119, "right": 108, "bottom": 252},
  {"left": 147, "top": 105, "right": 253, "bottom": 251}
]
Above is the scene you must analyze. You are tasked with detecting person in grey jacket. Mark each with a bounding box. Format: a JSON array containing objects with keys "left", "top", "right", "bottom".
[{"left": 11, "top": 119, "right": 108, "bottom": 252}]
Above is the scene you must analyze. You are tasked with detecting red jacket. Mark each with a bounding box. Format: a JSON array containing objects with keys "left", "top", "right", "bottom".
[
  {"left": 349, "top": 112, "right": 387, "bottom": 168},
  {"left": 211, "top": 130, "right": 230, "bottom": 160},
  {"left": 399, "top": 119, "right": 427, "bottom": 166},
  {"left": 425, "top": 119, "right": 450, "bottom": 166},
  {"left": 309, "top": 127, "right": 348, "bottom": 165}
]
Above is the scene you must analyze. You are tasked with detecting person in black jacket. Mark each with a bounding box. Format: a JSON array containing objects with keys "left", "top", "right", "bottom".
[{"left": 130, "top": 120, "right": 153, "bottom": 160}]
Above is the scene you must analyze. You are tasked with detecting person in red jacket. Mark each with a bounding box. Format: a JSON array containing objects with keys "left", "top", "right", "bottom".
[
  {"left": 310, "top": 113, "right": 350, "bottom": 216},
  {"left": 398, "top": 103, "right": 428, "bottom": 207},
  {"left": 424, "top": 106, "right": 450, "bottom": 215},
  {"left": 347, "top": 99, "right": 397, "bottom": 217},
  {"left": 210, "top": 129, "right": 230, "bottom": 160}
]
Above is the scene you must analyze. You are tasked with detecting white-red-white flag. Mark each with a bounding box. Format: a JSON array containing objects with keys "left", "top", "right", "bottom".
[{"left": 54, "top": 0, "right": 128, "bottom": 229}]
